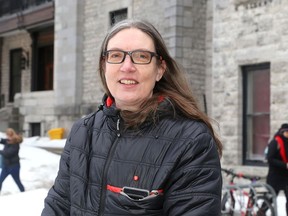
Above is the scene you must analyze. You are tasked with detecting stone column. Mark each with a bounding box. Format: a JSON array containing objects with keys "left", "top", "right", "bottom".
[{"left": 54, "top": 0, "right": 84, "bottom": 112}]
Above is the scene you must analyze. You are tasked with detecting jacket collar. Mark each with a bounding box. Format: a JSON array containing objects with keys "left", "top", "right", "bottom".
[{"left": 101, "top": 94, "right": 175, "bottom": 120}]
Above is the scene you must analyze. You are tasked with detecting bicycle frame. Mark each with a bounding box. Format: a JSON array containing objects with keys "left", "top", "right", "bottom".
[{"left": 221, "top": 168, "right": 278, "bottom": 216}]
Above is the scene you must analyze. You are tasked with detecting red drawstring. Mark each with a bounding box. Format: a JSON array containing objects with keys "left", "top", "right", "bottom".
[{"left": 107, "top": 185, "right": 122, "bottom": 193}]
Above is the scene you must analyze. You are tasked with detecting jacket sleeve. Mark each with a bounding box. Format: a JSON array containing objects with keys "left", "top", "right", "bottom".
[
  {"left": 0, "top": 139, "right": 19, "bottom": 158},
  {"left": 1, "top": 147, "right": 18, "bottom": 158},
  {"left": 0, "top": 138, "right": 8, "bottom": 145},
  {"left": 267, "top": 139, "right": 287, "bottom": 169},
  {"left": 41, "top": 122, "right": 81, "bottom": 216},
  {"left": 164, "top": 132, "right": 222, "bottom": 216}
]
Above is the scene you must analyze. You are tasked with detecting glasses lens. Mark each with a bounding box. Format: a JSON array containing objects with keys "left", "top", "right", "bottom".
[
  {"left": 132, "top": 51, "right": 152, "bottom": 64},
  {"left": 107, "top": 51, "right": 124, "bottom": 63}
]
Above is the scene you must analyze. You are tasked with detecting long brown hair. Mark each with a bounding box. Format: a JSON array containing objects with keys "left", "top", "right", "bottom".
[
  {"left": 6, "top": 128, "right": 23, "bottom": 144},
  {"left": 98, "top": 19, "right": 222, "bottom": 156}
]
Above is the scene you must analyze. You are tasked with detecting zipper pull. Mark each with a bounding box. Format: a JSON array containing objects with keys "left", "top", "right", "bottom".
[{"left": 116, "top": 117, "right": 121, "bottom": 137}]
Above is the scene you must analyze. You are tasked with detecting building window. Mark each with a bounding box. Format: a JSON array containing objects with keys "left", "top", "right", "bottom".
[
  {"left": 30, "top": 122, "right": 41, "bottom": 136},
  {"left": 110, "top": 8, "right": 127, "bottom": 26},
  {"left": 242, "top": 63, "right": 270, "bottom": 165},
  {"left": 31, "top": 27, "right": 54, "bottom": 91}
]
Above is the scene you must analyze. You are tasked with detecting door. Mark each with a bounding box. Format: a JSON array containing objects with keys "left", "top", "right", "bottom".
[{"left": 9, "top": 49, "right": 22, "bottom": 102}]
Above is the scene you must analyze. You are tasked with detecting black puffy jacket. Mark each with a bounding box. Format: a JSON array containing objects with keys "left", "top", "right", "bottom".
[
  {"left": 42, "top": 98, "right": 222, "bottom": 216},
  {"left": 267, "top": 135, "right": 288, "bottom": 191},
  {"left": 0, "top": 138, "right": 21, "bottom": 167}
]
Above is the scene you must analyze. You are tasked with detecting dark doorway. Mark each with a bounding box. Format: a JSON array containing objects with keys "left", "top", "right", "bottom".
[
  {"left": 9, "top": 49, "right": 22, "bottom": 102},
  {"left": 31, "top": 27, "right": 54, "bottom": 91},
  {"left": 37, "top": 45, "right": 53, "bottom": 90}
]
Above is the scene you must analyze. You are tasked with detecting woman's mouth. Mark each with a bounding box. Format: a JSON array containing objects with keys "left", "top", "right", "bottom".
[{"left": 119, "top": 79, "right": 138, "bottom": 85}]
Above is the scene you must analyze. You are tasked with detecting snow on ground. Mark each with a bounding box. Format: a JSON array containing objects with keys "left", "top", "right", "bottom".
[
  {"left": 0, "top": 133, "right": 63, "bottom": 215},
  {"left": 0, "top": 132, "right": 286, "bottom": 215}
]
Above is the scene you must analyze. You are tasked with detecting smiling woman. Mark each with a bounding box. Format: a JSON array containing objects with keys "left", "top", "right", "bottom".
[
  {"left": 101, "top": 27, "right": 166, "bottom": 112},
  {"left": 42, "top": 19, "right": 223, "bottom": 216}
]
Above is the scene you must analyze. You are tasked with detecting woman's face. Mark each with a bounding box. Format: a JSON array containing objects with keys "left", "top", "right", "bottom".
[
  {"left": 104, "top": 28, "right": 166, "bottom": 111},
  {"left": 6, "top": 131, "right": 13, "bottom": 139}
]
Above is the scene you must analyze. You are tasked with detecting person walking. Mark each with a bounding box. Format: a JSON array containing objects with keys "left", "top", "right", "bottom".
[
  {"left": 42, "top": 19, "right": 223, "bottom": 215},
  {"left": 266, "top": 123, "right": 288, "bottom": 215},
  {"left": 0, "top": 128, "right": 25, "bottom": 193}
]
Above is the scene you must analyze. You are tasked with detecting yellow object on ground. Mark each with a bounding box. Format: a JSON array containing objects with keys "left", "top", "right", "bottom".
[{"left": 48, "top": 128, "right": 65, "bottom": 139}]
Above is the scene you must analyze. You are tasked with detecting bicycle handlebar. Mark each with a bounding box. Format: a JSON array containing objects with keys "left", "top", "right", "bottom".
[{"left": 221, "top": 168, "right": 264, "bottom": 182}]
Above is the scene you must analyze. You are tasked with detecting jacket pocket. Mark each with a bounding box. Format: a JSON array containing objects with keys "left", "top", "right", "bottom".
[{"left": 106, "top": 190, "right": 164, "bottom": 215}]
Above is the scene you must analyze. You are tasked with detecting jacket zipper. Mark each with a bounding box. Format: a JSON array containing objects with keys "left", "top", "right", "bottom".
[{"left": 99, "top": 116, "right": 121, "bottom": 215}]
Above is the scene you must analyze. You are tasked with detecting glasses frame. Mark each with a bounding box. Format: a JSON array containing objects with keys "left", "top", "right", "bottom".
[{"left": 103, "top": 50, "right": 160, "bottom": 65}]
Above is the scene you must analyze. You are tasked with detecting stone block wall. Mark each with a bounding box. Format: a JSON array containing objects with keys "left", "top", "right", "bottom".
[
  {"left": 82, "top": 0, "right": 210, "bottom": 112},
  {"left": 1, "top": 32, "right": 31, "bottom": 105},
  {"left": 0, "top": 0, "right": 212, "bottom": 137},
  {"left": 213, "top": 0, "right": 288, "bottom": 166}
]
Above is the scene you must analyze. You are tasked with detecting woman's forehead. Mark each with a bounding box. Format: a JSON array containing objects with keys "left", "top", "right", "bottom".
[{"left": 107, "top": 28, "right": 155, "bottom": 50}]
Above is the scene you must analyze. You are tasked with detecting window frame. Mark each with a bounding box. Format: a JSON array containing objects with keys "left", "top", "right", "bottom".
[
  {"left": 109, "top": 8, "right": 128, "bottom": 26},
  {"left": 242, "top": 62, "right": 270, "bottom": 166}
]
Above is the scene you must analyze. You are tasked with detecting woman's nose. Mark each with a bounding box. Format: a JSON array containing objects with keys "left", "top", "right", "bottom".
[{"left": 120, "top": 55, "right": 136, "bottom": 71}]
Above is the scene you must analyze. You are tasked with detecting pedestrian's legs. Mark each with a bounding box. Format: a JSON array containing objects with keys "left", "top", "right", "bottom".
[
  {"left": 0, "top": 167, "right": 9, "bottom": 192},
  {"left": 9, "top": 164, "right": 25, "bottom": 192}
]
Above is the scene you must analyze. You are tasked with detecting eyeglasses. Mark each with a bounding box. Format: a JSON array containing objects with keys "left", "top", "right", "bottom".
[{"left": 103, "top": 50, "right": 160, "bottom": 64}]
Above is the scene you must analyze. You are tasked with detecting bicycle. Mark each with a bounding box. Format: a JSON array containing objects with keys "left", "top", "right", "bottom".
[{"left": 221, "top": 168, "right": 277, "bottom": 216}]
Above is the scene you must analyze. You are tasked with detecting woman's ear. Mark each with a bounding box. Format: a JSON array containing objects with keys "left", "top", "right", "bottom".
[{"left": 156, "top": 60, "right": 166, "bottom": 81}]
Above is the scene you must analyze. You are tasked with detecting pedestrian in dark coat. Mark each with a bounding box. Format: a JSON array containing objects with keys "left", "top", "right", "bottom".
[
  {"left": 42, "top": 19, "right": 223, "bottom": 215},
  {"left": 0, "top": 128, "right": 25, "bottom": 193},
  {"left": 267, "top": 123, "right": 288, "bottom": 215}
]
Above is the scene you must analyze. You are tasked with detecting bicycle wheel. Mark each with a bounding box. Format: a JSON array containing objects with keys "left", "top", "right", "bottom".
[
  {"left": 252, "top": 195, "right": 276, "bottom": 216},
  {"left": 221, "top": 191, "right": 234, "bottom": 215}
]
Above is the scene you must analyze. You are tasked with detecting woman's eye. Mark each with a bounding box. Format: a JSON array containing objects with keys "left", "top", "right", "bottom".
[
  {"left": 139, "top": 53, "right": 149, "bottom": 59},
  {"left": 110, "top": 53, "right": 121, "bottom": 58}
]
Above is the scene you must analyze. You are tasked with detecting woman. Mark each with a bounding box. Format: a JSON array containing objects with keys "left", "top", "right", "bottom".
[
  {"left": 266, "top": 123, "right": 288, "bottom": 215},
  {"left": 42, "top": 19, "right": 222, "bottom": 215},
  {"left": 0, "top": 128, "right": 25, "bottom": 193}
]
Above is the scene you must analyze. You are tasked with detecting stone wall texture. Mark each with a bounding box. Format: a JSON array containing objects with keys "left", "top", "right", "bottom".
[
  {"left": 0, "top": 0, "right": 211, "bottom": 138},
  {"left": 213, "top": 0, "right": 288, "bottom": 169}
]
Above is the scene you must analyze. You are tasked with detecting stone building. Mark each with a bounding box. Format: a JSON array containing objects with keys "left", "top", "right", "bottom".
[
  {"left": 213, "top": 0, "right": 288, "bottom": 171},
  {"left": 0, "top": 0, "right": 211, "bottom": 136},
  {"left": 0, "top": 0, "right": 287, "bottom": 171}
]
